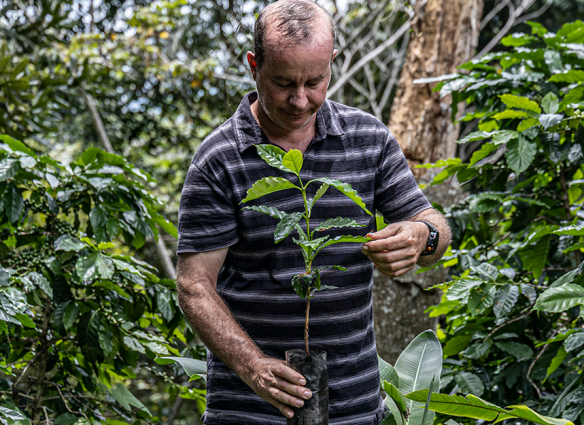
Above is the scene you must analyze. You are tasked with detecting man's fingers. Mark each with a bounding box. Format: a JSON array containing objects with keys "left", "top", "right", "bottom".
[
  {"left": 375, "top": 259, "right": 415, "bottom": 277},
  {"left": 363, "top": 233, "right": 413, "bottom": 252},
  {"left": 274, "top": 376, "right": 312, "bottom": 400},
  {"left": 366, "top": 223, "right": 401, "bottom": 240},
  {"left": 276, "top": 362, "right": 307, "bottom": 387},
  {"left": 363, "top": 247, "right": 417, "bottom": 265},
  {"left": 267, "top": 398, "right": 295, "bottom": 419}
]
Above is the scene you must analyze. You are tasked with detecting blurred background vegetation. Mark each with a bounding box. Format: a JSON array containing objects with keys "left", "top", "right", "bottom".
[{"left": 1, "top": 0, "right": 584, "bottom": 424}]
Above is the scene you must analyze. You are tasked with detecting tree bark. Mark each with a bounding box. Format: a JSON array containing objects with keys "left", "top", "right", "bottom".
[{"left": 375, "top": 0, "right": 483, "bottom": 364}]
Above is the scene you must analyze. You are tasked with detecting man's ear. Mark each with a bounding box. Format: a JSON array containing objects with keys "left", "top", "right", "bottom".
[
  {"left": 247, "top": 52, "right": 258, "bottom": 80},
  {"left": 331, "top": 49, "right": 338, "bottom": 63}
]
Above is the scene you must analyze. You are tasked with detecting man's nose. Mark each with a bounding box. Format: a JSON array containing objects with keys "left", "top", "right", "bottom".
[{"left": 289, "top": 87, "right": 308, "bottom": 110}]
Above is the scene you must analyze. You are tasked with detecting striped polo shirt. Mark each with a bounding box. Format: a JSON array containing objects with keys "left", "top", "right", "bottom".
[{"left": 177, "top": 91, "right": 431, "bottom": 425}]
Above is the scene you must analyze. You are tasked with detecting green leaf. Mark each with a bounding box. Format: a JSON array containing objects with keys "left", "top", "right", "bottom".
[
  {"left": 76, "top": 253, "right": 99, "bottom": 281},
  {"left": 282, "top": 149, "right": 303, "bottom": 175},
  {"left": 275, "top": 212, "right": 304, "bottom": 243},
  {"left": 383, "top": 381, "right": 409, "bottom": 422},
  {"left": 468, "top": 285, "right": 496, "bottom": 317},
  {"left": 314, "top": 235, "right": 371, "bottom": 254},
  {"left": 54, "top": 235, "right": 87, "bottom": 252},
  {"left": 0, "top": 158, "right": 20, "bottom": 182},
  {"left": 26, "top": 272, "right": 52, "bottom": 299},
  {"left": 404, "top": 391, "right": 505, "bottom": 421},
  {"left": 463, "top": 341, "right": 492, "bottom": 359},
  {"left": 0, "top": 405, "right": 28, "bottom": 422},
  {"left": 309, "top": 177, "right": 372, "bottom": 215},
  {"left": 493, "top": 284, "right": 519, "bottom": 319},
  {"left": 492, "top": 130, "right": 518, "bottom": 145},
  {"left": 506, "top": 135, "right": 537, "bottom": 175},
  {"left": 446, "top": 278, "right": 483, "bottom": 302},
  {"left": 394, "top": 330, "right": 442, "bottom": 425},
  {"left": 530, "top": 235, "right": 551, "bottom": 279},
  {"left": 443, "top": 334, "right": 473, "bottom": 357},
  {"left": 14, "top": 313, "right": 35, "bottom": 328},
  {"left": 4, "top": 186, "right": 23, "bottom": 223},
  {"left": 154, "top": 214, "right": 178, "bottom": 239},
  {"left": 492, "top": 110, "right": 529, "bottom": 120},
  {"left": 111, "top": 383, "right": 150, "bottom": 414},
  {"left": 471, "top": 263, "right": 499, "bottom": 281},
  {"left": 546, "top": 346, "right": 567, "bottom": 378},
  {"left": 243, "top": 205, "right": 287, "bottom": 220},
  {"left": 378, "top": 356, "right": 399, "bottom": 387},
  {"left": 0, "top": 135, "right": 36, "bottom": 157},
  {"left": 123, "top": 335, "right": 145, "bottom": 354},
  {"left": 549, "top": 70, "right": 584, "bottom": 83},
  {"left": 496, "top": 405, "right": 574, "bottom": 425},
  {"left": 470, "top": 143, "right": 497, "bottom": 166},
  {"left": 156, "top": 288, "right": 176, "bottom": 322},
  {"left": 500, "top": 94, "right": 541, "bottom": 113},
  {"left": 155, "top": 356, "right": 207, "bottom": 377},
  {"left": 314, "top": 217, "right": 364, "bottom": 232},
  {"left": 240, "top": 177, "right": 300, "bottom": 203},
  {"left": 495, "top": 341, "right": 534, "bottom": 362},
  {"left": 307, "top": 183, "right": 329, "bottom": 213},
  {"left": 539, "top": 114, "right": 563, "bottom": 130},
  {"left": 458, "top": 131, "right": 494, "bottom": 144},
  {"left": 517, "top": 117, "right": 539, "bottom": 132},
  {"left": 534, "top": 284, "right": 584, "bottom": 312},
  {"left": 564, "top": 332, "right": 584, "bottom": 352},
  {"left": 63, "top": 303, "right": 78, "bottom": 331},
  {"left": 99, "top": 331, "right": 114, "bottom": 356},
  {"left": 255, "top": 144, "right": 294, "bottom": 173},
  {"left": 542, "top": 92, "right": 559, "bottom": 114},
  {"left": 455, "top": 372, "right": 485, "bottom": 397},
  {"left": 54, "top": 413, "right": 78, "bottom": 425}
]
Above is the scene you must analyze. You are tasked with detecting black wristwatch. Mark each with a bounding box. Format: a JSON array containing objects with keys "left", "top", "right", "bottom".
[{"left": 416, "top": 220, "right": 439, "bottom": 256}]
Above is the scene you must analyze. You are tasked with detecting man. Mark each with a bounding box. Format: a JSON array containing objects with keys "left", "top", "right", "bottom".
[{"left": 176, "top": 0, "right": 451, "bottom": 423}]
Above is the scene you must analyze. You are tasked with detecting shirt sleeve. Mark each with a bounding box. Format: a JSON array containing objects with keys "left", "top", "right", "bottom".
[
  {"left": 374, "top": 132, "right": 432, "bottom": 223},
  {"left": 177, "top": 162, "right": 239, "bottom": 254}
]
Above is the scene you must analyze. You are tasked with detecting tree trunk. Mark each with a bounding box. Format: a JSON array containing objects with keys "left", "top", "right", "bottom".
[{"left": 375, "top": 0, "right": 483, "bottom": 364}]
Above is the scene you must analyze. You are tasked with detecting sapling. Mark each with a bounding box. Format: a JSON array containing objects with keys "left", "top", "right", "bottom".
[{"left": 241, "top": 144, "right": 372, "bottom": 355}]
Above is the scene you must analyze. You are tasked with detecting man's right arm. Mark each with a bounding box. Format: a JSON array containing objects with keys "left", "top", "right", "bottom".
[{"left": 176, "top": 249, "right": 312, "bottom": 419}]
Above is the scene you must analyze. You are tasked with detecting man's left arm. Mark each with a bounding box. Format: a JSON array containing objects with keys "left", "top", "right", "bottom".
[{"left": 361, "top": 208, "right": 452, "bottom": 277}]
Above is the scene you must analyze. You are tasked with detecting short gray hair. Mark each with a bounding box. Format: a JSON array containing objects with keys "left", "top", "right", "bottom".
[{"left": 253, "top": 0, "right": 336, "bottom": 69}]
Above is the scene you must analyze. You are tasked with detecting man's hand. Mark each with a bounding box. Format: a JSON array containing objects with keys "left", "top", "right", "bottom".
[
  {"left": 241, "top": 356, "right": 312, "bottom": 419},
  {"left": 361, "top": 221, "right": 428, "bottom": 277}
]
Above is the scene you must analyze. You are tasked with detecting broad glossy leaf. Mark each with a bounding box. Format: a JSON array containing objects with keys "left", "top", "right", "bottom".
[
  {"left": 314, "top": 217, "right": 364, "bottom": 232},
  {"left": 243, "top": 205, "right": 287, "bottom": 220},
  {"left": 405, "top": 391, "right": 505, "bottom": 421},
  {"left": 0, "top": 135, "right": 36, "bottom": 157},
  {"left": 539, "top": 114, "right": 563, "bottom": 130},
  {"left": 282, "top": 149, "right": 303, "bottom": 174},
  {"left": 495, "top": 405, "right": 574, "bottom": 425},
  {"left": 530, "top": 235, "right": 550, "bottom": 279},
  {"left": 468, "top": 285, "right": 496, "bottom": 317},
  {"left": 492, "top": 110, "right": 529, "bottom": 120},
  {"left": 470, "top": 143, "right": 497, "bottom": 166},
  {"left": 4, "top": 185, "right": 23, "bottom": 223},
  {"left": 241, "top": 177, "right": 300, "bottom": 203},
  {"left": 156, "top": 288, "right": 176, "bottom": 322},
  {"left": 443, "top": 335, "right": 473, "bottom": 357},
  {"left": 295, "top": 235, "right": 330, "bottom": 251},
  {"left": 506, "top": 136, "right": 536, "bottom": 174},
  {"left": 395, "top": 330, "right": 441, "bottom": 425},
  {"left": 383, "top": 396, "right": 403, "bottom": 425},
  {"left": 494, "top": 341, "right": 533, "bottom": 361},
  {"left": 99, "top": 331, "right": 114, "bottom": 356},
  {"left": 275, "top": 212, "right": 303, "bottom": 243},
  {"left": 307, "top": 183, "right": 329, "bottom": 213},
  {"left": 63, "top": 302, "right": 79, "bottom": 331},
  {"left": 493, "top": 284, "right": 519, "bottom": 319},
  {"left": 256, "top": 144, "right": 293, "bottom": 173},
  {"left": 156, "top": 356, "right": 207, "bottom": 377},
  {"left": 123, "top": 335, "right": 145, "bottom": 354},
  {"left": 492, "top": 130, "right": 518, "bottom": 145},
  {"left": 455, "top": 372, "right": 485, "bottom": 397},
  {"left": 15, "top": 312, "right": 35, "bottom": 328},
  {"left": 564, "top": 332, "right": 584, "bottom": 352},
  {"left": 54, "top": 234, "right": 87, "bottom": 252},
  {"left": 446, "top": 277, "right": 483, "bottom": 302},
  {"left": 471, "top": 263, "right": 499, "bottom": 281},
  {"left": 462, "top": 341, "right": 492, "bottom": 359},
  {"left": 54, "top": 413, "right": 78, "bottom": 425},
  {"left": 383, "top": 381, "right": 409, "bottom": 421},
  {"left": 542, "top": 92, "right": 559, "bottom": 114},
  {"left": 500, "top": 94, "right": 541, "bottom": 113},
  {"left": 25, "top": 272, "right": 52, "bottom": 299},
  {"left": 378, "top": 356, "right": 399, "bottom": 387},
  {"left": 76, "top": 253, "right": 99, "bottom": 281},
  {"left": 534, "top": 284, "right": 584, "bottom": 312},
  {"left": 549, "top": 70, "right": 584, "bottom": 83},
  {"left": 309, "top": 177, "right": 372, "bottom": 215},
  {"left": 546, "top": 346, "right": 567, "bottom": 378},
  {"left": 111, "top": 383, "right": 149, "bottom": 414},
  {"left": 0, "top": 158, "right": 20, "bottom": 182},
  {"left": 0, "top": 406, "right": 28, "bottom": 422},
  {"left": 315, "top": 235, "right": 371, "bottom": 254}
]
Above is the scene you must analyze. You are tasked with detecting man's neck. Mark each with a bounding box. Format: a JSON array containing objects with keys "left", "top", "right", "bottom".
[{"left": 250, "top": 100, "right": 317, "bottom": 154}]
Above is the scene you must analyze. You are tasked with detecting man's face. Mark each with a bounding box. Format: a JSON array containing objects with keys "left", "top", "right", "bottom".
[{"left": 249, "top": 25, "right": 336, "bottom": 131}]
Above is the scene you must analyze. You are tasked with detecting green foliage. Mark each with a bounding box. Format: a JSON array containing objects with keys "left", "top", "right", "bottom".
[
  {"left": 424, "top": 19, "right": 584, "bottom": 425},
  {"left": 0, "top": 137, "right": 204, "bottom": 425}
]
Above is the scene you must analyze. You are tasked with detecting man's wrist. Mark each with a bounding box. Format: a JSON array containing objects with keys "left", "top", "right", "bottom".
[{"left": 415, "top": 221, "right": 430, "bottom": 255}]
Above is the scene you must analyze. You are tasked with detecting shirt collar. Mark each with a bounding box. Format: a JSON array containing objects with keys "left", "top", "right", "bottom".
[{"left": 234, "top": 91, "right": 344, "bottom": 153}]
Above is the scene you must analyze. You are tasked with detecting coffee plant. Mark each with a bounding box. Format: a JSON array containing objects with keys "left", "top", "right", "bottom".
[
  {"left": 241, "top": 144, "right": 371, "bottom": 354},
  {"left": 419, "top": 20, "right": 584, "bottom": 424},
  {"left": 0, "top": 136, "right": 205, "bottom": 425}
]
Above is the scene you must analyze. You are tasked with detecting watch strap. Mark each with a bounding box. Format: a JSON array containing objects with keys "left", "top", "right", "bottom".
[{"left": 416, "top": 220, "right": 439, "bottom": 256}]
